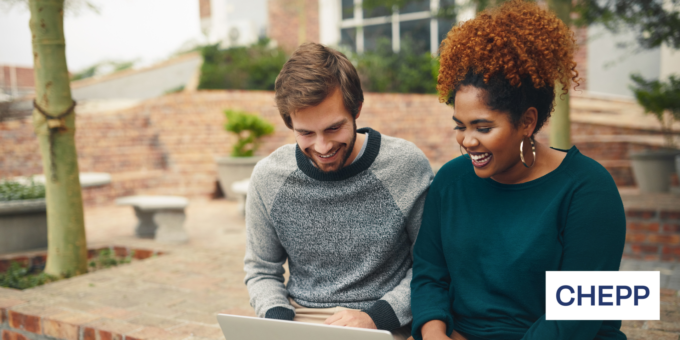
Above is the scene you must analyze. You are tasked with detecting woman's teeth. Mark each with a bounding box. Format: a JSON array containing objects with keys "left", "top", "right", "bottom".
[
  {"left": 319, "top": 150, "right": 338, "bottom": 158},
  {"left": 471, "top": 153, "right": 491, "bottom": 161}
]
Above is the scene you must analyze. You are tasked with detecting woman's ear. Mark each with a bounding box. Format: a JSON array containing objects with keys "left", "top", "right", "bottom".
[{"left": 522, "top": 107, "right": 538, "bottom": 136}]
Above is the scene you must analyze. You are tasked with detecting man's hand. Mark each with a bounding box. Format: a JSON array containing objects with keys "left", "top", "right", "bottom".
[{"left": 324, "top": 310, "right": 377, "bottom": 329}]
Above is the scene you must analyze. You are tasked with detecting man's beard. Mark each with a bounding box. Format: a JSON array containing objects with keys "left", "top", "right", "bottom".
[{"left": 305, "top": 120, "right": 357, "bottom": 173}]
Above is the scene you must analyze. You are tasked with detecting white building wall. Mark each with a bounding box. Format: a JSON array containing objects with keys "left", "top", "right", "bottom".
[
  {"left": 587, "top": 25, "right": 661, "bottom": 98},
  {"left": 206, "top": 0, "right": 268, "bottom": 47},
  {"left": 319, "top": 0, "right": 342, "bottom": 46}
]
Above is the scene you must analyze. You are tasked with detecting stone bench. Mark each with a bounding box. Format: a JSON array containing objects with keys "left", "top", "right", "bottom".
[
  {"left": 231, "top": 179, "right": 250, "bottom": 216},
  {"left": 115, "top": 195, "right": 189, "bottom": 244}
]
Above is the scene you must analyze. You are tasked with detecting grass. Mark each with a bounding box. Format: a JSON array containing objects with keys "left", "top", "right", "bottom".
[{"left": 0, "top": 248, "right": 136, "bottom": 290}]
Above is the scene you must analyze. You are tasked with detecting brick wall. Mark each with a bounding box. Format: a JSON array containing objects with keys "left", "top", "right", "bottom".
[
  {"left": 268, "top": 0, "right": 320, "bottom": 53},
  {"left": 625, "top": 210, "right": 680, "bottom": 262},
  {"left": 0, "top": 90, "right": 668, "bottom": 204},
  {"left": 0, "top": 66, "right": 35, "bottom": 96}
]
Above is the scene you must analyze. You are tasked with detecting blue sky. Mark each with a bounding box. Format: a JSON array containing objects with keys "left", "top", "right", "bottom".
[{"left": 0, "top": 0, "right": 203, "bottom": 71}]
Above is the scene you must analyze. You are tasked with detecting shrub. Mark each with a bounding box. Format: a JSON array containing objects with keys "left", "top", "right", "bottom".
[
  {"left": 630, "top": 74, "right": 680, "bottom": 148},
  {"left": 198, "top": 38, "right": 288, "bottom": 91},
  {"left": 0, "top": 179, "right": 46, "bottom": 201},
  {"left": 351, "top": 37, "right": 439, "bottom": 94},
  {"left": 0, "top": 262, "right": 58, "bottom": 290},
  {"left": 225, "top": 110, "right": 275, "bottom": 157}
]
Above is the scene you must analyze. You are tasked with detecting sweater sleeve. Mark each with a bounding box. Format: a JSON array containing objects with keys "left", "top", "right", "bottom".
[
  {"left": 363, "top": 187, "right": 427, "bottom": 330},
  {"left": 521, "top": 172, "right": 626, "bottom": 340},
  {"left": 243, "top": 167, "right": 294, "bottom": 320},
  {"left": 410, "top": 182, "right": 455, "bottom": 340}
]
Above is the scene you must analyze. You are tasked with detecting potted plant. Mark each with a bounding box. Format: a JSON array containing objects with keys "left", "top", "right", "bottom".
[
  {"left": 216, "top": 109, "right": 275, "bottom": 199},
  {"left": 0, "top": 179, "right": 48, "bottom": 254},
  {"left": 629, "top": 74, "right": 680, "bottom": 193}
]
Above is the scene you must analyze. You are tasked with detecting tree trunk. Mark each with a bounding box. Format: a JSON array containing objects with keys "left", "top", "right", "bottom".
[
  {"left": 29, "top": 0, "right": 88, "bottom": 277},
  {"left": 547, "top": 0, "right": 572, "bottom": 150}
]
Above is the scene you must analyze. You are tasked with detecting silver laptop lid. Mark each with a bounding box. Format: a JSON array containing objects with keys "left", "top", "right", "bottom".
[{"left": 217, "top": 314, "right": 394, "bottom": 340}]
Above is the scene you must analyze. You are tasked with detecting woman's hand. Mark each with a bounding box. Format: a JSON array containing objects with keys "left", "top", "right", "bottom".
[
  {"left": 450, "top": 330, "right": 468, "bottom": 340},
  {"left": 421, "top": 320, "right": 452, "bottom": 340}
]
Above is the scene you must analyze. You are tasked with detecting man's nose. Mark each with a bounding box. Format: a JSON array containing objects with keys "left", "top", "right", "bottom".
[{"left": 314, "top": 135, "right": 333, "bottom": 155}]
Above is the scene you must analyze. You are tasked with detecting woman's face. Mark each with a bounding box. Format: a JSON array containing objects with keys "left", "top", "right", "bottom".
[{"left": 453, "top": 85, "right": 533, "bottom": 180}]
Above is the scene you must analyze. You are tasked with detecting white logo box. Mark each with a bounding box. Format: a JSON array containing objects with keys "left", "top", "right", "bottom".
[{"left": 546, "top": 271, "right": 660, "bottom": 320}]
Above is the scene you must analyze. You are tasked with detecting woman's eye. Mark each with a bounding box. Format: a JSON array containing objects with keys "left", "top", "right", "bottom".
[
  {"left": 454, "top": 126, "right": 465, "bottom": 131},
  {"left": 477, "top": 128, "right": 491, "bottom": 133}
]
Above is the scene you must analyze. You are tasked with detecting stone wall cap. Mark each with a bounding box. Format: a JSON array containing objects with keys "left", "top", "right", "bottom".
[
  {"left": 0, "top": 199, "right": 47, "bottom": 215},
  {"left": 231, "top": 179, "right": 250, "bottom": 194},
  {"left": 215, "top": 156, "right": 265, "bottom": 165},
  {"left": 115, "top": 195, "right": 188, "bottom": 210}
]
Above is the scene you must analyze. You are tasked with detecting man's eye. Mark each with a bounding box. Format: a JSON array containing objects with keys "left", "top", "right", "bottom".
[
  {"left": 328, "top": 127, "right": 339, "bottom": 131},
  {"left": 453, "top": 126, "right": 465, "bottom": 131},
  {"left": 477, "top": 128, "right": 491, "bottom": 133}
]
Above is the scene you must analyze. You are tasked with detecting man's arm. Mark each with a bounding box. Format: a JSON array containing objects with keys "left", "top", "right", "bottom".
[
  {"left": 243, "top": 170, "right": 294, "bottom": 320},
  {"left": 358, "top": 145, "right": 434, "bottom": 331}
]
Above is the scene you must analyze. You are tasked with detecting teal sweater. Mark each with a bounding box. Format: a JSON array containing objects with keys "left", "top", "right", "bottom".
[{"left": 411, "top": 147, "right": 627, "bottom": 340}]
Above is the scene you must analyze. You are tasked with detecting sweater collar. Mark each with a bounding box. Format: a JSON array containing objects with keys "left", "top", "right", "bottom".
[{"left": 295, "top": 127, "right": 381, "bottom": 182}]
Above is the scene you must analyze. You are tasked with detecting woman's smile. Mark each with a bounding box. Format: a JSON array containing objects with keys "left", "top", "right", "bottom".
[{"left": 469, "top": 151, "right": 493, "bottom": 168}]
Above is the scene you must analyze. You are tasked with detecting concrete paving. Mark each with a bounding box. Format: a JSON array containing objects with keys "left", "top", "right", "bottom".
[{"left": 0, "top": 199, "right": 678, "bottom": 340}]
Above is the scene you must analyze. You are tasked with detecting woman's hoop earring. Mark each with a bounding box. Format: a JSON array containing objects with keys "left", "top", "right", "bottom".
[
  {"left": 460, "top": 144, "right": 471, "bottom": 159},
  {"left": 520, "top": 136, "right": 536, "bottom": 168}
]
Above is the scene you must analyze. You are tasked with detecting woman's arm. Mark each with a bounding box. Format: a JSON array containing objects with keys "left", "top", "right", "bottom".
[
  {"left": 411, "top": 184, "right": 456, "bottom": 340},
  {"left": 521, "top": 176, "right": 627, "bottom": 340}
]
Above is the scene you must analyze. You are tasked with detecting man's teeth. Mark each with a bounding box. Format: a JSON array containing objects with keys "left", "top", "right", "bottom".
[
  {"left": 471, "top": 153, "right": 491, "bottom": 161},
  {"left": 319, "top": 150, "right": 338, "bottom": 158}
]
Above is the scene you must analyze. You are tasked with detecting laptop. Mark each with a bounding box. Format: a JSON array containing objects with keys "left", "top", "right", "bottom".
[{"left": 217, "top": 314, "right": 394, "bottom": 340}]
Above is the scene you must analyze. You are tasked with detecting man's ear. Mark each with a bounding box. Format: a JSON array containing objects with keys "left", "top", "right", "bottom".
[
  {"left": 522, "top": 107, "right": 538, "bottom": 136},
  {"left": 355, "top": 102, "right": 363, "bottom": 120}
]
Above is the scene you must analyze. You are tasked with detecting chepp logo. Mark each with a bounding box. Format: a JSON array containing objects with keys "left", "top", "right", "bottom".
[{"left": 546, "top": 271, "right": 660, "bottom": 320}]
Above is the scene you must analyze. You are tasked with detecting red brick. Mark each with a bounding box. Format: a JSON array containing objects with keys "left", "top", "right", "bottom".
[
  {"left": 0, "top": 260, "right": 9, "bottom": 273},
  {"left": 82, "top": 327, "right": 96, "bottom": 340},
  {"left": 627, "top": 222, "right": 660, "bottom": 232},
  {"left": 630, "top": 244, "right": 659, "bottom": 254},
  {"left": 8, "top": 311, "right": 41, "bottom": 334},
  {"left": 661, "top": 211, "right": 680, "bottom": 220},
  {"left": 133, "top": 249, "right": 153, "bottom": 260},
  {"left": 626, "top": 232, "right": 648, "bottom": 243},
  {"left": 662, "top": 246, "right": 680, "bottom": 256},
  {"left": 662, "top": 223, "right": 680, "bottom": 233},
  {"left": 648, "top": 234, "right": 680, "bottom": 245},
  {"left": 626, "top": 209, "right": 657, "bottom": 219},
  {"left": 113, "top": 247, "right": 128, "bottom": 258},
  {"left": 1, "top": 330, "right": 28, "bottom": 340}
]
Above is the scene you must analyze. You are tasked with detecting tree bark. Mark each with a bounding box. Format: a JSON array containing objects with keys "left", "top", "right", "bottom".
[
  {"left": 29, "top": 0, "right": 88, "bottom": 277},
  {"left": 547, "top": 0, "right": 573, "bottom": 150}
]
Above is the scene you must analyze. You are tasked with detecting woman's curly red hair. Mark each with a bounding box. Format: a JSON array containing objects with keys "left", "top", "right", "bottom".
[{"left": 437, "top": 0, "right": 579, "bottom": 103}]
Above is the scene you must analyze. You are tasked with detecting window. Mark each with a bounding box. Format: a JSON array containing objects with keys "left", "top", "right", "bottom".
[{"left": 338, "top": 0, "right": 456, "bottom": 55}]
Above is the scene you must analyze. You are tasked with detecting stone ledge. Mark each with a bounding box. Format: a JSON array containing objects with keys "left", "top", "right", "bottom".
[{"left": 0, "top": 200, "right": 46, "bottom": 216}]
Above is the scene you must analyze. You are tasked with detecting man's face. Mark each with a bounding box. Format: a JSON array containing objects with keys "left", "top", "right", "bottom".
[{"left": 291, "top": 88, "right": 359, "bottom": 173}]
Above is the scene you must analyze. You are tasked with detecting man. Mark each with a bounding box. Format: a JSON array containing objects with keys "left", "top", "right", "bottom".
[{"left": 243, "top": 42, "right": 432, "bottom": 340}]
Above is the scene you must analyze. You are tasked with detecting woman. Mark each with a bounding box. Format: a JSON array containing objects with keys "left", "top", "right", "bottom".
[{"left": 410, "top": 1, "right": 627, "bottom": 339}]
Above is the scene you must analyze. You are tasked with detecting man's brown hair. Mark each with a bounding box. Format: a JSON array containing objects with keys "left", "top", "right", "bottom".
[{"left": 275, "top": 43, "right": 364, "bottom": 129}]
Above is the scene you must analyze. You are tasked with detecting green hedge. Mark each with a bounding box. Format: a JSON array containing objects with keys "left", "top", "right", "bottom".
[
  {"left": 0, "top": 179, "right": 46, "bottom": 201},
  {"left": 198, "top": 38, "right": 288, "bottom": 91},
  {"left": 351, "top": 38, "right": 439, "bottom": 94},
  {"left": 197, "top": 38, "right": 438, "bottom": 94}
]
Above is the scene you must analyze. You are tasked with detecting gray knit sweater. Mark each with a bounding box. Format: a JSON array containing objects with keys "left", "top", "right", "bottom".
[{"left": 243, "top": 128, "right": 433, "bottom": 331}]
